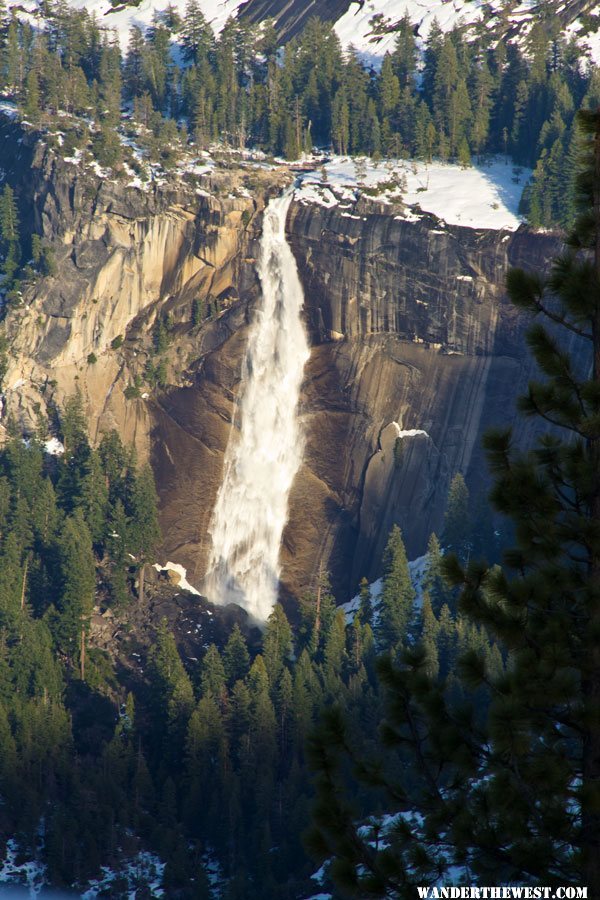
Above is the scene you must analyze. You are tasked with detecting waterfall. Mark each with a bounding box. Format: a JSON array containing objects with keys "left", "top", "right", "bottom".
[{"left": 204, "top": 190, "right": 310, "bottom": 622}]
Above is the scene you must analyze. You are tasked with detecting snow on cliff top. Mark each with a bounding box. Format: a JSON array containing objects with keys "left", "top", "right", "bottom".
[{"left": 295, "top": 157, "right": 529, "bottom": 231}]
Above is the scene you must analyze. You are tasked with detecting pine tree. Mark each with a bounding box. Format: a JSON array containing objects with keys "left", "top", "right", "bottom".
[
  {"left": 432, "top": 35, "right": 459, "bottom": 143},
  {"left": 358, "top": 577, "right": 372, "bottom": 625},
  {"left": 0, "top": 531, "right": 25, "bottom": 619},
  {"left": 227, "top": 678, "right": 252, "bottom": 766},
  {"left": 392, "top": 14, "right": 417, "bottom": 90},
  {"left": 262, "top": 603, "right": 292, "bottom": 686},
  {"left": 181, "top": 0, "right": 214, "bottom": 66},
  {"left": 420, "top": 593, "right": 439, "bottom": 679},
  {"left": 442, "top": 472, "right": 470, "bottom": 561},
  {"left": 128, "top": 465, "right": 160, "bottom": 604},
  {"left": 379, "top": 53, "right": 400, "bottom": 121},
  {"left": 149, "top": 620, "right": 195, "bottom": 760},
  {"left": 78, "top": 450, "right": 108, "bottom": 546},
  {"left": 55, "top": 509, "right": 95, "bottom": 667},
  {"left": 323, "top": 608, "right": 347, "bottom": 679},
  {"left": 423, "top": 532, "right": 453, "bottom": 616},
  {"left": 223, "top": 623, "right": 250, "bottom": 686},
  {"left": 332, "top": 89, "right": 350, "bottom": 156},
  {"left": 200, "top": 643, "right": 226, "bottom": 700},
  {"left": 5, "top": 16, "right": 22, "bottom": 96},
  {"left": 98, "top": 429, "right": 128, "bottom": 497},
  {"left": 123, "top": 25, "right": 146, "bottom": 100},
  {"left": 470, "top": 55, "right": 493, "bottom": 159},
  {"left": 0, "top": 184, "right": 20, "bottom": 284},
  {"left": 276, "top": 666, "right": 294, "bottom": 755},
  {"left": 377, "top": 525, "right": 415, "bottom": 650},
  {"left": 23, "top": 68, "right": 41, "bottom": 122},
  {"left": 59, "top": 391, "right": 87, "bottom": 461}
]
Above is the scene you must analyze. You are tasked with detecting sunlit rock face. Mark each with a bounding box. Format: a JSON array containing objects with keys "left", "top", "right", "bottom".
[{"left": 153, "top": 198, "right": 561, "bottom": 604}]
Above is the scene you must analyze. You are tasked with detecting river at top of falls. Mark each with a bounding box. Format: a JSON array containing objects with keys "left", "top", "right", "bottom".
[{"left": 203, "top": 190, "right": 310, "bottom": 622}]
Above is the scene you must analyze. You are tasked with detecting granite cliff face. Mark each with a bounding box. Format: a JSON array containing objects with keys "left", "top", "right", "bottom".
[
  {"left": 1, "top": 121, "right": 563, "bottom": 604},
  {"left": 150, "top": 195, "right": 561, "bottom": 603},
  {"left": 0, "top": 119, "right": 287, "bottom": 457},
  {"left": 283, "top": 199, "right": 560, "bottom": 595}
]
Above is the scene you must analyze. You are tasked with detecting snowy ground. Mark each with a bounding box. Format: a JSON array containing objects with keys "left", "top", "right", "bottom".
[
  {"left": 7, "top": 0, "right": 247, "bottom": 48},
  {"left": 342, "top": 552, "right": 429, "bottom": 625},
  {"left": 80, "top": 850, "right": 165, "bottom": 898},
  {"left": 334, "top": 0, "right": 600, "bottom": 67},
  {"left": 295, "top": 156, "right": 529, "bottom": 231},
  {"left": 0, "top": 838, "right": 166, "bottom": 898},
  {"left": 0, "top": 839, "right": 47, "bottom": 897},
  {"left": 566, "top": 15, "right": 600, "bottom": 67},
  {"left": 334, "top": 0, "right": 506, "bottom": 63}
]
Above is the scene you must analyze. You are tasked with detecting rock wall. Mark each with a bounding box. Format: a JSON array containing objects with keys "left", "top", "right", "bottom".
[
  {"left": 147, "top": 195, "right": 563, "bottom": 604},
  {"left": 1, "top": 119, "right": 567, "bottom": 605},
  {"left": 238, "top": 0, "right": 352, "bottom": 40},
  {"left": 1, "top": 121, "right": 286, "bottom": 459},
  {"left": 282, "top": 198, "right": 562, "bottom": 595}
]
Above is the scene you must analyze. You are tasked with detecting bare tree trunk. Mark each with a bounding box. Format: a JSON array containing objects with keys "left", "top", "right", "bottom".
[
  {"left": 20, "top": 555, "right": 29, "bottom": 611},
  {"left": 80, "top": 623, "right": 86, "bottom": 682},
  {"left": 315, "top": 560, "right": 323, "bottom": 642},
  {"left": 138, "top": 563, "right": 145, "bottom": 605}
]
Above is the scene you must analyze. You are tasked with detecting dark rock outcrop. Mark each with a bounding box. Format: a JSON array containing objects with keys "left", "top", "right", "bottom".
[{"left": 238, "top": 0, "right": 352, "bottom": 41}]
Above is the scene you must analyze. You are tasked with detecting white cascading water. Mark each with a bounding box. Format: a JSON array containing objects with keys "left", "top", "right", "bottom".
[{"left": 204, "top": 190, "right": 310, "bottom": 622}]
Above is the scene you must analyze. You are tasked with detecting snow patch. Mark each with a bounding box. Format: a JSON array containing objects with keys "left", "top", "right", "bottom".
[
  {"left": 397, "top": 428, "right": 428, "bottom": 438},
  {"left": 0, "top": 838, "right": 47, "bottom": 896},
  {"left": 566, "top": 16, "right": 600, "bottom": 66},
  {"left": 63, "top": 148, "right": 83, "bottom": 165},
  {"left": 342, "top": 553, "right": 429, "bottom": 624},
  {"left": 334, "top": 0, "right": 496, "bottom": 64},
  {"left": 44, "top": 437, "right": 65, "bottom": 456},
  {"left": 295, "top": 157, "right": 528, "bottom": 231},
  {"left": 153, "top": 561, "right": 201, "bottom": 596},
  {"left": 0, "top": 101, "right": 18, "bottom": 120},
  {"left": 294, "top": 182, "right": 339, "bottom": 208},
  {"left": 409, "top": 553, "right": 429, "bottom": 610},
  {"left": 81, "top": 850, "right": 165, "bottom": 898},
  {"left": 342, "top": 577, "right": 384, "bottom": 623}
]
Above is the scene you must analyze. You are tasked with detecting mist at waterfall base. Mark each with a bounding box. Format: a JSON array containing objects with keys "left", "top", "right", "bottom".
[{"left": 204, "top": 191, "right": 310, "bottom": 622}]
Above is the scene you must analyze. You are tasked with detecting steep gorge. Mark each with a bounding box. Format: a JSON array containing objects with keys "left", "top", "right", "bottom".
[{"left": 0, "top": 122, "right": 562, "bottom": 606}]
